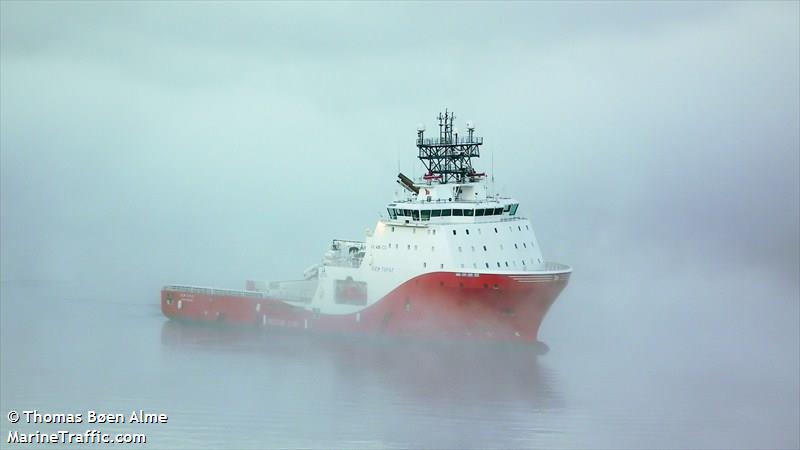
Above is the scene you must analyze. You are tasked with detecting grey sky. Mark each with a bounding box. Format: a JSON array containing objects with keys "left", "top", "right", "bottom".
[{"left": 1, "top": 1, "right": 797, "bottom": 293}]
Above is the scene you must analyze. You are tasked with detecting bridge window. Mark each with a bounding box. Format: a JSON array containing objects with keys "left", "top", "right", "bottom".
[
  {"left": 475, "top": 209, "right": 485, "bottom": 216},
  {"left": 388, "top": 208, "right": 397, "bottom": 219},
  {"left": 431, "top": 209, "right": 441, "bottom": 217},
  {"left": 453, "top": 209, "right": 463, "bottom": 216},
  {"left": 503, "top": 205, "right": 511, "bottom": 212},
  {"left": 494, "top": 208, "right": 503, "bottom": 215},
  {"left": 421, "top": 210, "right": 431, "bottom": 221},
  {"left": 441, "top": 209, "right": 452, "bottom": 216},
  {"left": 412, "top": 210, "right": 420, "bottom": 220},
  {"left": 510, "top": 204, "right": 519, "bottom": 216},
  {"left": 464, "top": 209, "right": 474, "bottom": 216}
]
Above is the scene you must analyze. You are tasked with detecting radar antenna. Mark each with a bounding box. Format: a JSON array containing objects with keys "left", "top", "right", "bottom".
[{"left": 416, "top": 109, "right": 484, "bottom": 184}]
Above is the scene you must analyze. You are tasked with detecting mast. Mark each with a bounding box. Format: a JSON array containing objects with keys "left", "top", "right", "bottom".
[{"left": 416, "top": 109, "right": 484, "bottom": 184}]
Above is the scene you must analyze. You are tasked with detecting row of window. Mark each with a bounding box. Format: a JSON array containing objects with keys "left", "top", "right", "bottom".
[
  {"left": 388, "top": 204, "right": 519, "bottom": 221},
  {"left": 422, "top": 259, "right": 540, "bottom": 269},
  {"left": 375, "top": 241, "right": 535, "bottom": 252},
  {"left": 390, "top": 224, "right": 530, "bottom": 235}
]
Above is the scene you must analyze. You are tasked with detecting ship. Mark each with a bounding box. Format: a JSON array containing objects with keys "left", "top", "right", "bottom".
[{"left": 161, "top": 111, "right": 571, "bottom": 349}]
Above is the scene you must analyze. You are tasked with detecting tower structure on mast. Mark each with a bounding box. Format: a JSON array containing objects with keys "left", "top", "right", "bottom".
[{"left": 416, "top": 109, "right": 484, "bottom": 184}]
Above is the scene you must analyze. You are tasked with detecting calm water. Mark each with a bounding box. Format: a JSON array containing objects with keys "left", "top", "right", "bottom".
[{"left": 1, "top": 279, "right": 798, "bottom": 449}]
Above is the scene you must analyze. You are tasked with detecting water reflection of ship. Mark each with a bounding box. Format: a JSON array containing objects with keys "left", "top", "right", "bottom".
[{"left": 160, "top": 320, "right": 563, "bottom": 410}]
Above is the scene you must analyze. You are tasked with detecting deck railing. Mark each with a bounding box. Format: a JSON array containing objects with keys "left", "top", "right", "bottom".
[
  {"left": 417, "top": 136, "right": 483, "bottom": 146},
  {"left": 163, "top": 285, "right": 264, "bottom": 298}
]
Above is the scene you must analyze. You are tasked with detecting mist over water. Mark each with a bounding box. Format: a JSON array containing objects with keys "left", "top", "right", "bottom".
[{"left": 1, "top": 2, "right": 798, "bottom": 449}]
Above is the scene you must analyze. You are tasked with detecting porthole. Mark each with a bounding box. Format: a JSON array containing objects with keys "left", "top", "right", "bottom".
[
  {"left": 518, "top": 226, "right": 522, "bottom": 231},
  {"left": 466, "top": 229, "right": 470, "bottom": 235},
  {"left": 485, "top": 262, "right": 489, "bottom": 268},
  {"left": 526, "top": 225, "right": 530, "bottom": 230},
  {"left": 483, "top": 245, "right": 487, "bottom": 251},
  {"left": 494, "top": 228, "right": 498, "bottom": 233},
  {"left": 452, "top": 230, "right": 457, "bottom": 235},
  {"left": 391, "top": 226, "right": 395, "bottom": 232},
  {"left": 431, "top": 246, "right": 435, "bottom": 251},
  {"left": 496, "top": 262, "right": 501, "bottom": 268},
  {"left": 523, "top": 243, "right": 527, "bottom": 248},
  {"left": 514, "top": 243, "right": 518, "bottom": 249},
  {"left": 471, "top": 246, "right": 475, "bottom": 252},
  {"left": 458, "top": 246, "right": 462, "bottom": 252},
  {"left": 423, "top": 262, "right": 427, "bottom": 268},
  {"left": 440, "top": 264, "right": 444, "bottom": 269},
  {"left": 505, "top": 261, "right": 509, "bottom": 267},
  {"left": 407, "top": 244, "right": 411, "bottom": 250}
]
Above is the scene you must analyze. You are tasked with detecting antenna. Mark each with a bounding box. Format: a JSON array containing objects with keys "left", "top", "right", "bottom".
[
  {"left": 416, "top": 110, "right": 485, "bottom": 184},
  {"left": 491, "top": 142, "right": 495, "bottom": 195}
]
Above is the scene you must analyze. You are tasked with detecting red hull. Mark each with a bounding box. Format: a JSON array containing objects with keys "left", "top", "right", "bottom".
[{"left": 161, "top": 272, "right": 568, "bottom": 344}]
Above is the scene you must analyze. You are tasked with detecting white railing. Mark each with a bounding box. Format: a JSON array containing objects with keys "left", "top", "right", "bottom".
[
  {"left": 163, "top": 285, "right": 264, "bottom": 298},
  {"left": 542, "top": 262, "right": 572, "bottom": 273}
]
